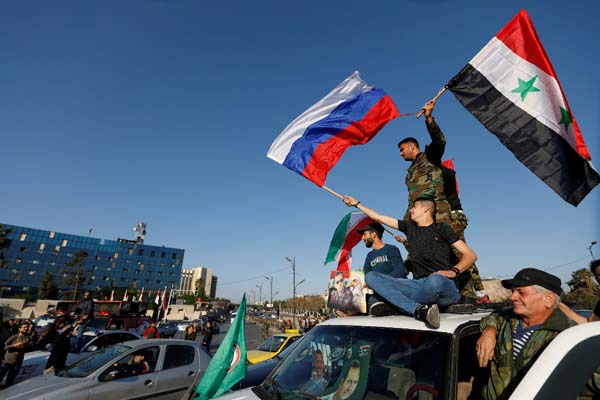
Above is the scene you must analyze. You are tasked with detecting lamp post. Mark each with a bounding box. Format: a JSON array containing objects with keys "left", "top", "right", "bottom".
[
  {"left": 250, "top": 290, "right": 256, "bottom": 305},
  {"left": 256, "top": 284, "right": 262, "bottom": 306},
  {"left": 588, "top": 241, "right": 598, "bottom": 260},
  {"left": 285, "top": 256, "right": 296, "bottom": 328},
  {"left": 265, "top": 276, "right": 273, "bottom": 308}
]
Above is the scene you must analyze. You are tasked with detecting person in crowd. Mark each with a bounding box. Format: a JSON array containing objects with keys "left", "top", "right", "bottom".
[
  {"left": 45, "top": 319, "right": 75, "bottom": 374},
  {"left": 36, "top": 322, "right": 58, "bottom": 350},
  {"left": 342, "top": 195, "right": 476, "bottom": 328},
  {"left": 476, "top": 268, "right": 573, "bottom": 399},
  {"left": 184, "top": 324, "right": 197, "bottom": 341},
  {"left": 0, "top": 322, "right": 31, "bottom": 387},
  {"left": 75, "top": 291, "right": 94, "bottom": 352},
  {"left": 202, "top": 321, "right": 214, "bottom": 354},
  {"left": 143, "top": 321, "right": 160, "bottom": 339}
]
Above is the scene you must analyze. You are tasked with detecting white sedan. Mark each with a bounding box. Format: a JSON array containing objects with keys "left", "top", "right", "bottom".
[
  {"left": 13, "top": 330, "right": 140, "bottom": 385},
  {"left": 2, "top": 339, "right": 211, "bottom": 400}
]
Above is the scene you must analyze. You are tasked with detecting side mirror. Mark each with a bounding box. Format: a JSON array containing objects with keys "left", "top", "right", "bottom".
[{"left": 86, "top": 345, "right": 99, "bottom": 352}]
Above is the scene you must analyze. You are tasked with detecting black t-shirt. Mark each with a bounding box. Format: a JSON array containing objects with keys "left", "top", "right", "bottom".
[{"left": 396, "top": 220, "right": 460, "bottom": 279}]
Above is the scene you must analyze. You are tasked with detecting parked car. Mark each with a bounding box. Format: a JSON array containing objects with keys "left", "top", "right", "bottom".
[
  {"left": 13, "top": 330, "right": 141, "bottom": 385},
  {"left": 230, "top": 312, "right": 237, "bottom": 324},
  {"left": 214, "top": 312, "right": 600, "bottom": 400},
  {"left": 246, "top": 332, "right": 302, "bottom": 364},
  {"left": 1, "top": 339, "right": 212, "bottom": 400},
  {"left": 156, "top": 321, "right": 178, "bottom": 338}
]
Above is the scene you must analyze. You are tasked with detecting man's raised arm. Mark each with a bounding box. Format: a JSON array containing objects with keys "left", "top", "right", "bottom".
[{"left": 342, "top": 196, "right": 400, "bottom": 230}]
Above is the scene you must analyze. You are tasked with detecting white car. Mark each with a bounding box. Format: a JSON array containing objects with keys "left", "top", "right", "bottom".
[
  {"left": 13, "top": 330, "right": 140, "bottom": 385},
  {"left": 212, "top": 310, "right": 600, "bottom": 400},
  {"left": 2, "top": 339, "right": 212, "bottom": 400}
]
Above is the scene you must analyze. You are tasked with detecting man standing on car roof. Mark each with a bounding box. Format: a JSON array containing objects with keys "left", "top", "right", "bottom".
[
  {"left": 75, "top": 290, "right": 94, "bottom": 352},
  {"left": 476, "top": 268, "right": 574, "bottom": 400},
  {"left": 397, "top": 99, "right": 484, "bottom": 302}
]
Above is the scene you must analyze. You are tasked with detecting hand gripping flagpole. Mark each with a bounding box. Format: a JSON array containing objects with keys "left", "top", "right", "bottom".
[{"left": 416, "top": 86, "right": 448, "bottom": 118}]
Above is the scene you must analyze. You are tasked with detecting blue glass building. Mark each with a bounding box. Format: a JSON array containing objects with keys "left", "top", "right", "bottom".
[{"left": 0, "top": 223, "right": 184, "bottom": 298}]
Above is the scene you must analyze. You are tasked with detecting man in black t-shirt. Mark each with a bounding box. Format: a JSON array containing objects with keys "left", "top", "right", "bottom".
[{"left": 342, "top": 195, "right": 477, "bottom": 328}]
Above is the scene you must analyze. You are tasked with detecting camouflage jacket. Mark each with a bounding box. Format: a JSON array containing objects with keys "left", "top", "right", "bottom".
[
  {"left": 404, "top": 117, "right": 451, "bottom": 224},
  {"left": 480, "top": 308, "right": 575, "bottom": 400}
]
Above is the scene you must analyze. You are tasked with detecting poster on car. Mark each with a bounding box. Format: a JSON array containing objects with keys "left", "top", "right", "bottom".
[{"left": 327, "top": 270, "right": 366, "bottom": 314}]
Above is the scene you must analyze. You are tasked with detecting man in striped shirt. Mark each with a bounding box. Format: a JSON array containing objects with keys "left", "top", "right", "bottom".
[{"left": 475, "top": 268, "right": 574, "bottom": 400}]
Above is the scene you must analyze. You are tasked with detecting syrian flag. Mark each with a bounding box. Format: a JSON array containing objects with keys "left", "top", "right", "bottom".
[
  {"left": 268, "top": 71, "right": 399, "bottom": 187},
  {"left": 448, "top": 9, "right": 600, "bottom": 206},
  {"left": 324, "top": 212, "right": 376, "bottom": 271},
  {"left": 155, "top": 289, "right": 161, "bottom": 306}
]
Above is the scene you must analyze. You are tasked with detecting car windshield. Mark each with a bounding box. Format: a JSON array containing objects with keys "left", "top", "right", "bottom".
[
  {"left": 69, "top": 334, "right": 96, "bottom": 353},
  {"left": 258, "top": 336, "right": 286, "bottom": 352},
  {"left": 59, "top": 344, "right": 132, "bottom": 378},
  {"left": 257, "top": 325, "right": 451, "bottom": 400}
]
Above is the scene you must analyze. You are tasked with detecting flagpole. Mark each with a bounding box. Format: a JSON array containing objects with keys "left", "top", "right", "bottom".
[
  {"left": 322, "top": 185, "right": 343, "bottom": 199},
  {"left": 416, "top": 86, "right": 448, "bottom": 118}
]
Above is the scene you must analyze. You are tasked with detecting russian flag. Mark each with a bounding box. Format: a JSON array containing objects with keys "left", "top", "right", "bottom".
[{"left": 267, "top": 71, "right": 399, "bottom": 186}]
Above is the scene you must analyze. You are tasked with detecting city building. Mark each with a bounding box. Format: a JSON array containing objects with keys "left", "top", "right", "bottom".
[
  {"left": 0, "top": 223, "right": 184, "bottom": 299},
  {"left": 179, "top": 266, "right": 217, "bottom": 299}
]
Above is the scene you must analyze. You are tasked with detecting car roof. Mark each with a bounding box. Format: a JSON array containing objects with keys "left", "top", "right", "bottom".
[
  {"left": 319, "top": 310, "right": 492, "bottom": 334},
  {"left": 122, "top": 338, "right": 203, "bottom": 347},
  {"left": 273, "top": 332, "right": 302, "bottom": 338}
]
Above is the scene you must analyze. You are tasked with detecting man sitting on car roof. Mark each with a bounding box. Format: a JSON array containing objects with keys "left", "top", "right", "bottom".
[{"left": 342, "top": 195, "right": 477, "bottom": 329}]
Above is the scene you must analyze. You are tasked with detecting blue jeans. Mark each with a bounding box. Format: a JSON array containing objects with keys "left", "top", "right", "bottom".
[
  {"left": 365, "top": 271, "right": 460, "bottom": 315},
  {"left": 76, "top": 319, "right": 92, "bottom": 352}
]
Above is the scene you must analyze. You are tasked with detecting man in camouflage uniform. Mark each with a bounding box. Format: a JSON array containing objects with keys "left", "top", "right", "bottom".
[
  {"left": 476, "top": 268, "right": 573, "bottom": 400},
  {"left": 397, "top": 99, "right": 483, "bottom": 300}
]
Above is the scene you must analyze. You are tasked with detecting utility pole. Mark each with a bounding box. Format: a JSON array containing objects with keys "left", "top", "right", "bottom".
[
  {"left": 256, "top": 285, "right": 262, "bottom": 306},
  {"left": 265, "top": 276, "right": 273, "bottom": 308},
  {"left": 285, "top": 256, "right": 296, "bottom": 329}
]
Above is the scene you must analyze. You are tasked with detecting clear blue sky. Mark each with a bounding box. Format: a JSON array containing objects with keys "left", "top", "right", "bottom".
[{"left": 1, "top": 1, "right": 598, "bottom": 302}]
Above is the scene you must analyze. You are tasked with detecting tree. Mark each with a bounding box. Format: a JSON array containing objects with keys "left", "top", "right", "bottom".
[
  {"left": 564, "top": 268, "right": 599, "bottom": 309},
  {"left": 62, "top": 251, "right": 89, "bottom": 301},
  {"left": 38, "top": 272, "right": 59, "bottom": 299},
  {"left": 0, "top": 224, "right": 12, "bottom": 269},
  {"left": 195, "top": 279, "right": 208, "bottom": 301}
]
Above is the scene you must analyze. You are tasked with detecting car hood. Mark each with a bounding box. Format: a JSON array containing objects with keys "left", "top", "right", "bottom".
[
  {"left": 0, "top": 373, "right": 85, "bottom": 400},
  {"left": 23, "top": 350, "right": 50, "bottom": 361},
  {"left": 246, "top": 350, "right": 275, "bottom": 364}
]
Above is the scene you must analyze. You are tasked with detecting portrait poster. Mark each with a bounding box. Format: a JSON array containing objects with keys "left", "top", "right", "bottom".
[
  {"left": 318, "top": 341, "right": 372, "bottom": 400},
  {"left": 327, "top": 270, "right": 366, "bottom": 314}
]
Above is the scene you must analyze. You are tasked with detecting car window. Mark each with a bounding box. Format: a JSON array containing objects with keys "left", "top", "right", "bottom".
[
  {"left": 258, "top": 336, "right": 286, "bottom": 352},
  {"left": 60, "top": 344, "right": 132, "bottom": 378},
  {"left": 282, "top": 336, "right": 300, "bottom": 350},
  {"left": 260, "top": 325, "right": 451, "bottom": 400},
  {"left": 163, "top": 345, "right": 196, "bottom": 370},
  {"left": 102, "top": 346, "right": 160, "bottom": 379}
]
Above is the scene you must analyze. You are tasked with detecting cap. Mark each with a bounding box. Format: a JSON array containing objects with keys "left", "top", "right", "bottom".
[
  {"left": 357, "top": 222, "right": 384, "bottom": 236},
  {"left": 501, "top": 268, "right": 562, "bottom": 296}
]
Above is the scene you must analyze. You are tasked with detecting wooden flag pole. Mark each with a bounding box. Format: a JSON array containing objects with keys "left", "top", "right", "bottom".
[
  {"left": 322, "top": 185, "right": 401, "bottom": 238},
  {"left": 322, "top": 185, "right": 344, "bottom": 200},
  {"left": 416, "top": 86, "right": 448, "bottom": 118}
]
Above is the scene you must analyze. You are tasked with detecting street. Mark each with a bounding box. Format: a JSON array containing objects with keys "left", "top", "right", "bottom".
[{"left": 175, "top": 320, "right": 264, "bottom": 354}]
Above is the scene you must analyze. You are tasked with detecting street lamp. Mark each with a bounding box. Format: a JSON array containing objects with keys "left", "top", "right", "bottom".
[
  {"left": 265, "top": 276, "right": 273, "bottom": 308},
  {"left": 256, "top": 284, "right": 262, "bottom": 306},
  {"left": 285, "top": 256, "right": 297, "bottom": 328},
  {"left": 588, "top": 241, "right": 598, "bottom": 260}
]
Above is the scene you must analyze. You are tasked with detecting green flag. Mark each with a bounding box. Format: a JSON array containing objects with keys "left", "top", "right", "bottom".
[{"left": 194, "top": 294, "right": 247, "bottom": 400}]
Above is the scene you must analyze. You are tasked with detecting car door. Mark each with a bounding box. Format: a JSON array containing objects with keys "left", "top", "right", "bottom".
[
  {"left": 89, "top": 345, "right": 161, "bottom": 400},
  {"left": 153, "top": 344, "right": 201, "bottom": 400}
]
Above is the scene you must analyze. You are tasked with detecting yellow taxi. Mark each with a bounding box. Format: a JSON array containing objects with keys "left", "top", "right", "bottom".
[{"left": 246, "top": 331, "right": 303, "bottom": 364}]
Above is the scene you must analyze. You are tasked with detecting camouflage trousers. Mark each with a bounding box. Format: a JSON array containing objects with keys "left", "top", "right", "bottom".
[{"left": 451, "top": 210, "right": 485, "bottom": 298}]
